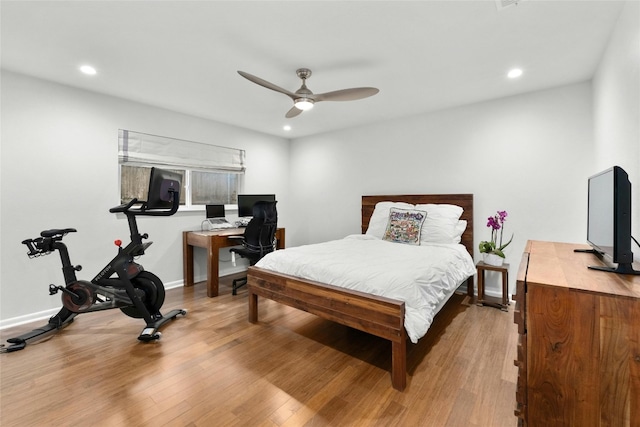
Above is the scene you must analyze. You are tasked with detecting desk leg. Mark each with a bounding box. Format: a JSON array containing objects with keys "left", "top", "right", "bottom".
[
  {"left": 183, "top": 232, "right": 194, "bottom": 287},
  {"left": 207, "top": 238, "right": 220, "bottom": 297}
]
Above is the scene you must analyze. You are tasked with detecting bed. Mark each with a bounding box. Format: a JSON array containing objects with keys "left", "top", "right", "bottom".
[{"left": 246, "top": 194, "right": 475, "bottom": 391}]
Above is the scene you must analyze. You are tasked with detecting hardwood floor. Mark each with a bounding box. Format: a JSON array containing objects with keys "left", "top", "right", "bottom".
[{"left": 0, "top": 274, "right": 518, "bottom": 426}]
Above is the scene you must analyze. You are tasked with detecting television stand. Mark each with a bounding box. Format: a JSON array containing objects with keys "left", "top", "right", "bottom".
[
  {"left": 573, "top": 248, "right": 598, "bottom": 254},
  {"left": 574, "top": 247, "right": 640, "bottom": 275},
  {"left": 588, "top": 263, "right": 640, "bottom": 275}
]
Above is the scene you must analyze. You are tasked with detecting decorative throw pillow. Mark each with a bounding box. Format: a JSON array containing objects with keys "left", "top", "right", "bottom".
[{"left": 383, "top": 208, "right": 427, "bottom": 245}]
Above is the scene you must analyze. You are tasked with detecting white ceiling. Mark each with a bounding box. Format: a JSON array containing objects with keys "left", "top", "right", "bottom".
[{"left": 1, "top": 1, "right": 625, "bottom": 139}]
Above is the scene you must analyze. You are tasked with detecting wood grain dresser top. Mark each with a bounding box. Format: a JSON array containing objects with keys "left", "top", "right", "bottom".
[{"left": 522, "top": 240, "right": 640, "bottom": 299}]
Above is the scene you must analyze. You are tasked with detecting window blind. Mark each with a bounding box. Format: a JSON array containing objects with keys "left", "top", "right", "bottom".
[{"left": 118, "top": 129, "right": 245, "bottom": 172}]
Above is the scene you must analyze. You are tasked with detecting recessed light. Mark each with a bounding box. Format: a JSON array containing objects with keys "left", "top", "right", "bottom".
[
  {"left": 283, "top": 125, "right": 291, "bottom": 131},
  {"left": 507, "top": 68, "right": 523, "bottom": 79},
  {"left": 79, "top": 65, "right": 97, "bottom": 75}
]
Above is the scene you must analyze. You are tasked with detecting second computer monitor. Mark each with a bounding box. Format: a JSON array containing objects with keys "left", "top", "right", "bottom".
[{"left": 237, "top": 194, "right": 275, "bottom": 217}]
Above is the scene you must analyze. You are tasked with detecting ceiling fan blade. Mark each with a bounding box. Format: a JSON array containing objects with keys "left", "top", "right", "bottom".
[
  {"left": 237, "top": 71, "right": 297, "bottom": 99},
  {"left": 285, "top": 106, "right": 303, "bottom": 118},
  {"left": 314, "top": 87, "right": 379, "bottom": 102}
]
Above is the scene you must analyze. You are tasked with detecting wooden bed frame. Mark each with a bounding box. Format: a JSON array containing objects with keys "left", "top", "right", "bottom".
[{"left": 247, "top": 194, "right": 474, "bottom": 391}]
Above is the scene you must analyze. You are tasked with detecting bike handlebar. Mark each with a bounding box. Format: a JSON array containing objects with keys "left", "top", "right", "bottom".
[
  {"left": 109, "top": 198, "right": 140, "bottom": 214},
  {"left": 22, "top": 228, "right": 76, "bottom": 257},
  {"left": 21, "top": 237, "right": 44, "bottom": 257},
  {"left": 109, "top": 191, "right": 180, "bottom": 217},
  {"left": 23, "top": 192, "right": 178, "bottom": 260}
]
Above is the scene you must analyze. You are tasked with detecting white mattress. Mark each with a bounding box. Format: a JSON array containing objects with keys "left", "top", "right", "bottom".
[{"left": 255, "top": 234, "right": 476, "bottom": 343}]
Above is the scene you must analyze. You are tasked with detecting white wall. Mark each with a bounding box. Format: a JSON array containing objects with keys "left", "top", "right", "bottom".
[
  {"left": 0, "top": 70, "right": 290, "bottom": 325},
  {"left": 284, "top": 0, "right": 640, "bottom": 295},
  {"left": 2, "top": 0, "right": 637, "bottom": 325},
  {"left": 593, "top": 0, "right": 640, "bottom": 254},
  {"left": 288, "top": 82, "right": 596, "bottom": 296}
]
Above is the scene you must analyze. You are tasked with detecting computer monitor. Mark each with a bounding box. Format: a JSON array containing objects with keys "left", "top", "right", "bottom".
[
  {"left": 237, "top": 194, "right": 276, "bottom": 217},
  {"left": 206, "top": 204, "right": 225, "bottom": 219}
]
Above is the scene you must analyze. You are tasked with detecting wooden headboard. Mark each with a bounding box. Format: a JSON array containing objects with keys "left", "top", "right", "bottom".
[{"left": 361, "top": 194, "right": 474, "bottom": 258}]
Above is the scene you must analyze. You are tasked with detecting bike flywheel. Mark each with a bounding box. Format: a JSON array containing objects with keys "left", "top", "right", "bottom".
[
  {"left": 120, "top": 271, "right": 166, "bottom": 319},
  {"left": 61, "top": 281, "right": 97, "bottom": 312}
]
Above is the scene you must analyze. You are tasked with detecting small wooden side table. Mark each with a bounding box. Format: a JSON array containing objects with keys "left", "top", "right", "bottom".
[{"left": 476, "top": 261, "right": 509, "bottom": 311}]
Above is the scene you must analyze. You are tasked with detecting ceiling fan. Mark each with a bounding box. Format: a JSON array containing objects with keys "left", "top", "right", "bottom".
[{"left": 237, "top": 68, "right": 379, "bottom": 118}]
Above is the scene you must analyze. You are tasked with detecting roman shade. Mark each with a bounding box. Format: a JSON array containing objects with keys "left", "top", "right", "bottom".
[{"left": 118, "top": 129, "right": 245, "bottom": 172}]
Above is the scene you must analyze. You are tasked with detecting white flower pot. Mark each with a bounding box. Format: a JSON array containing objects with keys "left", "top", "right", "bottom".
[{"left": 483, "top": 253, "right": 504, "bottom": 267}]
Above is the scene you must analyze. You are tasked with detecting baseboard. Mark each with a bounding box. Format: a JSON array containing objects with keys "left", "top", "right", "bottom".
[
  {"left": 459, "top": 283, "right": 514, "bottom": 301},
  {"left": 0, "top": 308, "right": 60, "bottom": 330}
]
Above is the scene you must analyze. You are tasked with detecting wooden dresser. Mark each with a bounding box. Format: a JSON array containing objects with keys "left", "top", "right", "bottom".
[{"left": 513, "top": 240, "right": 640, "bottom": 427}]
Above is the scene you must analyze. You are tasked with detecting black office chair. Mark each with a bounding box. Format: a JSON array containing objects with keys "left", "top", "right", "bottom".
[{"left": 229, "top": 200, "right": 278, "bottom": 295}]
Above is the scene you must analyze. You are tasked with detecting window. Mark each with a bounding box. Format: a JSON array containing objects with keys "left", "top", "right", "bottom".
[
  {"left": 191, "top": 170, "right": 239, "bottom": 205},
  {"left": 118, "top": 130, "right": 245, "bottom": 208}
]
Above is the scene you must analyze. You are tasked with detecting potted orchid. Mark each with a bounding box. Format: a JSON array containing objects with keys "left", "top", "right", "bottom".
[{"left": 479, "top": 210, "right": 513, "bottom": 266}]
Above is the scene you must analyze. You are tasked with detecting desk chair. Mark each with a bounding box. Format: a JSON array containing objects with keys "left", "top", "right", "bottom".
[{"left": 229, "top": 200, "right": 278, "bottom": 295}]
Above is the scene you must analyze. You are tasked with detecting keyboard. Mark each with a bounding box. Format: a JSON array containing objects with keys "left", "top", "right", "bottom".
[
  {"left": 207, "top": 219, "right": 234, "bottom": 229},
  {"left": 210, "top": 223, "right": 234, "bottom": 229}
]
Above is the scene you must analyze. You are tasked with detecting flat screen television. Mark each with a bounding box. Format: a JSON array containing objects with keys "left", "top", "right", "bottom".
[
  {"left": 146, "top": 167, "right": 182, "bottom": 210},
  {"left": 237, "top": 194, "right": 275, "bottom": 217},
  {"left": 584, "top": 166, "right": 638, "bottom": 275}
]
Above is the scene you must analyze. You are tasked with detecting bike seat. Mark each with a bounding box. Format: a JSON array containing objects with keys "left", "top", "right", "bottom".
[{"left": 40, "top": 228, "right": 77, "bottom": 238}]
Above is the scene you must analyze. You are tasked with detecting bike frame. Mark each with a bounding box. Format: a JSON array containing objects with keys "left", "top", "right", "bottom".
[{"left": 1, "top": 190, "right": 185, "bottom": 352}]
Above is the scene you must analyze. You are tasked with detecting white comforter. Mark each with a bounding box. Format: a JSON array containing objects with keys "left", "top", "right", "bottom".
[{"left": 255, "top": 234, "right": 476, "bottom": 343}]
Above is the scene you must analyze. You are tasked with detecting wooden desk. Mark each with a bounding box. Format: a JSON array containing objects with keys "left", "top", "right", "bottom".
[{"left": 183, "top": 228, "right": 285, "bottom": 297}]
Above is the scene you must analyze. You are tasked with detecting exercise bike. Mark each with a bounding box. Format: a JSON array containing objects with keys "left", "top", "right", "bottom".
[{"left": 1, "top": 168, "right": 186, "bottom": 353}]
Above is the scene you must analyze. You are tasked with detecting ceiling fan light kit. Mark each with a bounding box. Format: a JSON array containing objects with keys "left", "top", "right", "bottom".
[
  {"left": 238, "top": 68, "right": 379, "bottom": 118},
  {"left": 294, "top": 98, "right": 314, "bottom": 111}
]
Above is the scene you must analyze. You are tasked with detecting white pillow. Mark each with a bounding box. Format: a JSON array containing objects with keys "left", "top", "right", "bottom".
[
  {"left": 417, "top": 203, "right": 466, "bottom": 244},
  {"left": 415, "top": 203, "right": 463, "bottom": 220},
  {"left": 454, "top": 220, "right": 467, "bottom": 240},
  {"left": 421, "top": 219, "right": 467, "bottom": 244},
  {"left": 366, "top": 201, "right": 414, "bottom": 239}
]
